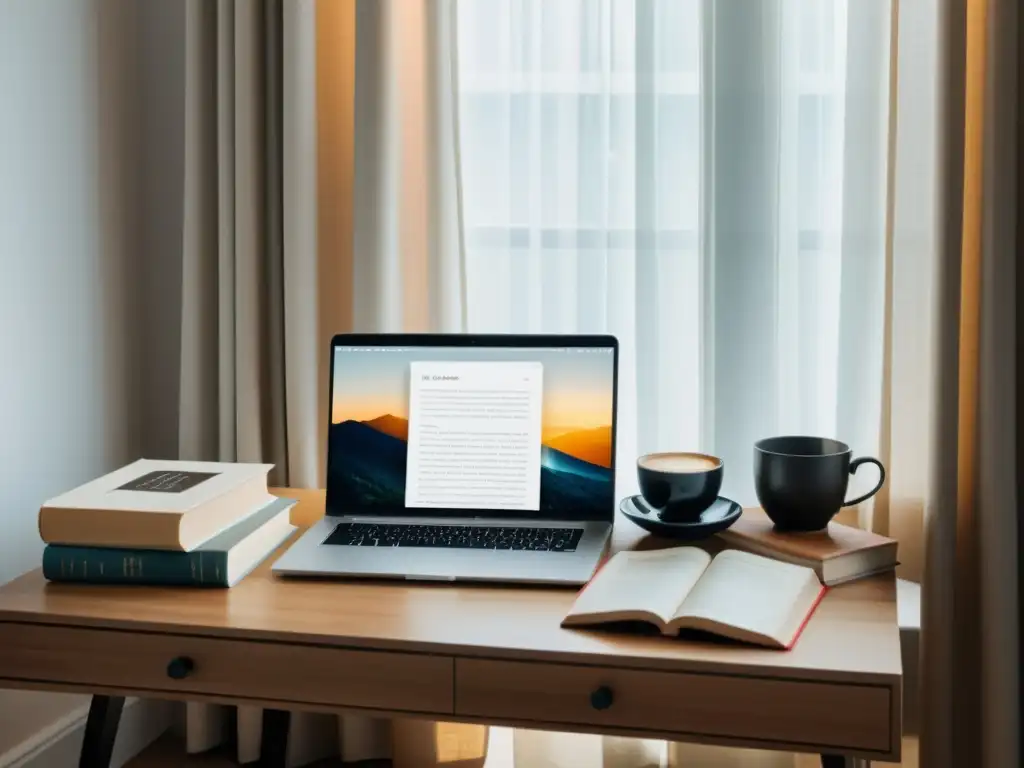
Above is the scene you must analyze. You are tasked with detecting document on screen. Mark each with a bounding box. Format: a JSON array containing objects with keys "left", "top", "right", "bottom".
[{"left": 405, "top": 360, "right": 544, "bottom": 510}]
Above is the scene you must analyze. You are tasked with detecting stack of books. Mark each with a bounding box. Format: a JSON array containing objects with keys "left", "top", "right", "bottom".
[{"left": 39, "top": 459, "right": 296, "bottom": 587}]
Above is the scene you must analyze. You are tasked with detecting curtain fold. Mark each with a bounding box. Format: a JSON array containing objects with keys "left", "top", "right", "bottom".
[
  {"left": 178, "top": 0, "right": 343, "bottom": 763},
  {"left": 919, "top": 1, "right": 1020, "bottom": 767},
  {"left": 180, "top": 0, "right": 288, "bottom": 475},
  {"left": 341, "top": 0, "right": 470, "bottom": 762},
  {"left": 875, "top": 0, "right": 940, "bottom": 581},
  {"left": 351, "top": 0, "right": 465, "bottom": 334}
]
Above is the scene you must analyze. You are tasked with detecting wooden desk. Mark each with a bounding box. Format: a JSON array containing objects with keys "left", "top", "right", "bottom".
[{"left": 0, "top": 489, "right": 901, "bottom": 767}]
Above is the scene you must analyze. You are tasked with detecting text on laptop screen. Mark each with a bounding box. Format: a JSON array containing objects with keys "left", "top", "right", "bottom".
[{"left": 329, "top": 345, "right": 615, "bottom": 518}]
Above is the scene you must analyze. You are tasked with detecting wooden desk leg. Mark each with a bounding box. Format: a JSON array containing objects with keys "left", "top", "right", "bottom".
[
  {"left": 259, "top": 708, "right": 291, "bottom": 767},
  {"left": 79, "top": 695, "right": 124, "bottom": 768},
  {"left": 820, "top": 755, "right": 850, "bottom": 768}
]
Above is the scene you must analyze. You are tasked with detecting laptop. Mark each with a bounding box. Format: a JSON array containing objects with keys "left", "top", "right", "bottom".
[{"left": 273, "top": 333, "right": 618, "bottom": 585}]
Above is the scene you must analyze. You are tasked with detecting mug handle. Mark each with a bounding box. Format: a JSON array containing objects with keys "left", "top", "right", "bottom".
[{"left": 842, "top": 457, "right": 886, "bottom": 507}]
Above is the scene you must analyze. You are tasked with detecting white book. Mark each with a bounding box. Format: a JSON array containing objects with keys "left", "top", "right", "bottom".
[{"left": 38, "top": 459, "right": 274, "bottom": 551}]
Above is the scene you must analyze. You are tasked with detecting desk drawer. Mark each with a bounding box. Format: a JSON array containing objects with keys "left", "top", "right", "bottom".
[
  {"left": 0, "top": 622, "right": 453, "bottom": 714},
  {"left": 455, "top": 658, "right": 891, "bottom": 753}
]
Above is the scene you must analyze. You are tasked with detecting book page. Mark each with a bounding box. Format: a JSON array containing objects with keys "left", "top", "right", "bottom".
[
  {"left": 673, "top": 549, "right": 822, "bottom": 645},
  {"left": 565, "top": 548, "right": 713, "bottom": 627},
  {"left": 405, "top": 361, "right": 543, "bottom": 510}
]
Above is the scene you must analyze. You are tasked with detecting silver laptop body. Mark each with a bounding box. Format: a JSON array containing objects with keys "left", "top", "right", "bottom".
[{"left": 273, "top": 333, "right": 619, "bottom": 586}]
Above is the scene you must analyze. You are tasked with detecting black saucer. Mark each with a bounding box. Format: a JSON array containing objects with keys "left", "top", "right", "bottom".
[{"left": 619, "top": 495, "right": 742, "bottom": 541}]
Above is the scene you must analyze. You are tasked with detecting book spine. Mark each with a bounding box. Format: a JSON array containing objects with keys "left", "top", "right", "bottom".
[{"left": 41, "top": 546, "right": 229, "bottom": 587}]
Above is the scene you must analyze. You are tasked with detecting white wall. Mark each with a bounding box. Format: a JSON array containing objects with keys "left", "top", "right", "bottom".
[{"left": 0, "top": 0, "right": 142, "bottom": 759}]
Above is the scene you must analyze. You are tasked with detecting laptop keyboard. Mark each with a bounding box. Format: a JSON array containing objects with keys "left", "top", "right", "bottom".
[{"left": 323, "top": 522, "right": 584, "bottom": 552}]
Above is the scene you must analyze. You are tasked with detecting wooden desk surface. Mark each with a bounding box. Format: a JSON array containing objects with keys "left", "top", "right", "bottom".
[
  {"left": 0, "top": 489, "right": 903, "bottom": 761},
  {"left": 0, "top": 488, "right": 901, "bottom": 683}
]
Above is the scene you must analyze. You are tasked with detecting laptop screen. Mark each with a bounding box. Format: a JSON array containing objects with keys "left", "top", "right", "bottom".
[{"left": 327, "top": 339, "right": 617, "bottom": 520}]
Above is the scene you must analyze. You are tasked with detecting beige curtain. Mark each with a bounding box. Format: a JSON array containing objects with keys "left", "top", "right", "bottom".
[
  {"left": 178, "top": 0, "right": 345, "bottom": 489},
  {"left": 872, "top": 0, "right": 939, "bottom": 584},
  {"left": 349, "top": 0, "right": 466, "bottom": 334},
  {"left": 177, "top": 0, "right": 352, "bottom": 763},
  {"left": 176, "top": 0, "right": 467, "bottom": 763},
  {"left": 179, "top": 0, "right": 290, "bottom": 475},
  {"left": 336, "top": 0, "right": 471, "bottom": 763},
  {"left": 918, "top": 1, "right": 1021, "bottom": 768}
]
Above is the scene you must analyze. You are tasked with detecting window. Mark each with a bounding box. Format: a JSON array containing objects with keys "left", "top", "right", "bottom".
[{"left": 455, "top": 1, "right": 883, "bottom": 502}]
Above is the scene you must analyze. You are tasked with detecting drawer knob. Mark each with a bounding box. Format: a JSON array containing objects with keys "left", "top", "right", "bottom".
[
  {"left": 166, "top": 656, "right": 195, "bottom": 680},
  {"left": 590, "top": 685, "right": 614, "bottom": 711}
]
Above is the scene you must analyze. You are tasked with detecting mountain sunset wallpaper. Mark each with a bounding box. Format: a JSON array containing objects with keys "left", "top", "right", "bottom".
[{"left": 328, "top": 345, "right": 616, "bottom": 518}]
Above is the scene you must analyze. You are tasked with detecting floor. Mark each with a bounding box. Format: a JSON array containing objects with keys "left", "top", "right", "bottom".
[
  {"left": 127, "top": 730, "right": 920, "bottom": 768},
  {"left": 126, "top": 734, "right": 362, "bottom": 767}
]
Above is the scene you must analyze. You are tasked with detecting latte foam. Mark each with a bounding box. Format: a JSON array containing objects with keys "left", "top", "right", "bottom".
[{"left": 639, "top": 453, "right": 721, "bottom": 473}]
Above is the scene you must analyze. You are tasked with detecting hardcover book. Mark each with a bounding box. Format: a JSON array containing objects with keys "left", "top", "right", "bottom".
[
  {"left": 38, "top": 459, "right": 275, "bottom": 551},
  {"left": 42, "top": 497, "right": 296, "bottom": 587},
  {"left": 716, "top": 509, "right": 898, "bottom": 586}
]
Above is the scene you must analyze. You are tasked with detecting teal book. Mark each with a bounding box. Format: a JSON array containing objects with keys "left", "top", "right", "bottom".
[{"left": 42, "top": 497, "right": 297, "bottom": 587}]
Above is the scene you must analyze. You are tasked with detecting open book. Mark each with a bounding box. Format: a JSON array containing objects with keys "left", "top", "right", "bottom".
[{"left": 562, "top": 548, "right": 826, "bottom": 649}]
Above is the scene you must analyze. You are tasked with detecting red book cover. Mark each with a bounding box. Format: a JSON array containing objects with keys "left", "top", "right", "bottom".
[{"left": 785, "top": 584, "right": 828, "bottom": 650}]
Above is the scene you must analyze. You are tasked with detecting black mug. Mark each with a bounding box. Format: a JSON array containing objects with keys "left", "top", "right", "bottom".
[
  {"left": 753, "top": 436, "right": 886, "bottom": 532},
  {"left": 637, "top": 452, "right": 724, "bottom": 521}
]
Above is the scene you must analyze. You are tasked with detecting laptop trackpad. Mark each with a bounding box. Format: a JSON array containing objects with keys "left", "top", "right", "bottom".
[{"left": 317, "top": 543, "right": 595, "bottom": 584}]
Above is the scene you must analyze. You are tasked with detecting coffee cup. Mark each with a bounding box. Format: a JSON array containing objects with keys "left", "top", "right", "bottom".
[
  {"left": 637, "top": 452, "right": 723, "bottom": 521},
  {"left": 753, "top": 436, "right": 886, "bottom": 531}
]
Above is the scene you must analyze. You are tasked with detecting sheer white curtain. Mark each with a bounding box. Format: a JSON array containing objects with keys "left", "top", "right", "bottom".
[
  {"left": 457, "top": 0, "right": 891, "bottom": 513},
  {"left": 457, "top": 3, "right": 890, "bottom": 765}
]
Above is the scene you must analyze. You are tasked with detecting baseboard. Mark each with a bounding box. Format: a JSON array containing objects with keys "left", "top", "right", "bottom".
[{"left": 3, "top": 697, "right": 174, "bottom": 768}]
